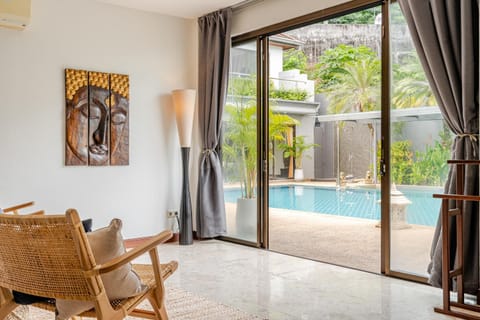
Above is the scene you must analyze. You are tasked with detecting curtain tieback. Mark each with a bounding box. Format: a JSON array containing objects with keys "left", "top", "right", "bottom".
[
  {"left": 202, "top": 148, "right": 216, "bottom": 156},
  {"left": 456, "top": 134, "right": 479, "bottom": 157},
  {"left": 456, "top": 133, "right": 478, "bottom": 142}
]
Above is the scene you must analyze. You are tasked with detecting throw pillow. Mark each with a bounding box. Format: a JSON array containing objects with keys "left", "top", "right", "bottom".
[{"left": 56, "top": 218, "right": 143, "bottom": 320}]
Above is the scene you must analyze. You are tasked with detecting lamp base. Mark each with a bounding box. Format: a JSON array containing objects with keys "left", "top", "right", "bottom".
[{"left": 179, "top": 147, "right": 193, "bottom": 245}]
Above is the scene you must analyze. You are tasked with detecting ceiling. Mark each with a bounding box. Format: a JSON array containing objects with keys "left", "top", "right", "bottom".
[{"left": 95, "top": 0, "right": 246, "bottom": 19}]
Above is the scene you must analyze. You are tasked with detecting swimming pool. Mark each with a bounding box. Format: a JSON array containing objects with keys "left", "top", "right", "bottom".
[{"left": 224, "top": 185, "right": 443, "bottom": 227}]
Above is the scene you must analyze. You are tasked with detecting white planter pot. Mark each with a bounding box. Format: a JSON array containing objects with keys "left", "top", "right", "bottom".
[
  {"left": 235, "top": 198, "right": 257, "bottom": 240},
  {"left": 294, "top": 168, "right": 304, "bottom": 181}
]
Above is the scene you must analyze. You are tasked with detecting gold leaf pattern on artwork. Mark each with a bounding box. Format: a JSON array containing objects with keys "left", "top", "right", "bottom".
[
  {"left": 65, "top": 69, "right": 87, "bottom": 100},
  {"left": 88, "top": 72, "right": 110, "bottom": 90},
  {"left": 110, "top": 73, "right": 129, "bottom": 99}
]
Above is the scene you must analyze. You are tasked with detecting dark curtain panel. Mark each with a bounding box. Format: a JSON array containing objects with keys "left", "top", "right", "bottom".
[
  {"left": 398, "top": 0, "right": 479, "bottom": 293},
  {"left": 196, "top": 8, "right": 232, "bottom": 238}
]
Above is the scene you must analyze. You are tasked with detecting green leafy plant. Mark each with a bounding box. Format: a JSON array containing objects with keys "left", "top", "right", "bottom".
[
  {"left": 376, "top": 126, "right": 452, "bottom": 186},
  {"left": 326, "top": 6, "right": 404, "bottom": 25},
  {"left": 223, "top": 106, "right": 297, "bottom": 198},
  {"left": 324, "top": 58, "right": 381, "bottom": 113},
  {"left": 312, "top": 44, "right": 379, "bottom": 93},
  {"left": 228, "top": 75, "right": 256, "bottom": 98},
  {"left": 278, "top": 136, "right": 319, "bottom": 169},
  {"left": 411, "top": 126, "right": 452, "bottom": 185},
  {"left": 376, "top": 140, "right": 414, "bottom": 184},
  {"left": 391, "top": 140, "right": 414, "bottom": 184},
  {"left": 392, "top": 57, "right": 436, "bottom": 108},
  {"left": 327, "top": 7, "right": 380, "bottom": 24},
  {"left": 283, "top": 48, "right": 308, "bottom": 73},
  {"left": 223, "top": 104, "right": 257, "bottom": 199},
  {"left": 270, "top": 88, "right": 308, "bottom": 101}
]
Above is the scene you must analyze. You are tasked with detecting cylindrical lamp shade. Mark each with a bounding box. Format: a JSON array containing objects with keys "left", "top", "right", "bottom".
[{"left": 172, "top": 89, "right": 196, "bottom": 147}]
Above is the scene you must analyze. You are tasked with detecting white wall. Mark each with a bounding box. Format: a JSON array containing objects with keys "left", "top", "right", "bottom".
[
  {"left": 0, "top": 0, "right": 197, "bottom": 238},
  {"left": 232, "top": 0, "right": 351, "bottom": 36}
]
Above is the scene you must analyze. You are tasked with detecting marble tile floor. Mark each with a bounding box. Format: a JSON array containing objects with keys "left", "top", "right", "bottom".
[{"left": 135, "top": 239, "right": 457, "bottom": 320}]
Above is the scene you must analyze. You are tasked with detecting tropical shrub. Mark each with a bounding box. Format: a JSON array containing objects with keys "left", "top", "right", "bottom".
[
  {"left": 283, "top": 49, "right": 308, "bottom": 73},
  {"left": 313, "top": 44, "right": 379, "bottom": 92},
  {"left": 411, "top": 127, "right": 452, "bottom": 186},
  {"left": 327, "top": 7, "right": 380, "bottom": 24},
  {"left": 376, "top": 126, "right": 452, "bottom": 186},
  {"left": 270, "top": 88, "right": 308, "bottom": 101},
  {"left": 390, "top": 140, "right": 414, "bottom": 184},
  {"left": 228, "top": 75, "right": 256, "bottom": 98}
]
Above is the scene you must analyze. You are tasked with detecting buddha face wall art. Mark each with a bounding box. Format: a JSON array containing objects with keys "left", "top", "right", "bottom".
[{"left": 65, "top": 68, "right": 129, "bottom": 166}]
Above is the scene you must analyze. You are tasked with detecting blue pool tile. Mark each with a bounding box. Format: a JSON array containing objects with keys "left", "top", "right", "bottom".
[{"left": 224, "top": 185, "right": 442, "bottom": 227}]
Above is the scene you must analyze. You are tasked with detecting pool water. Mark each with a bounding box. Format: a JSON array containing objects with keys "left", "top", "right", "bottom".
[{"left": 224, "top": 185, "right": 442, "bottom": 227}]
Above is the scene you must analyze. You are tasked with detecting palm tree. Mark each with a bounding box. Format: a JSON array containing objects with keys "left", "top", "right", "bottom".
[
  {"left": 223, "top": 104, "right": 257, "bottom": 199},
  {"left": 278, "top": 136, "right": 319, "bottom": 169},
  {"left": 392, "top": 59, "right": 436, "bottom": 108},
  {"left": 223, "top": 104, "right": 297, "bottom": 198},
  {"left": 269, "top": 110, "right": 298, "bottom": 177},
  {"left": 325, "top": 58, "right": 381, "bottom": 114},
  {"left": 322, "top": 57, "right": 380, "bottom": 183}
]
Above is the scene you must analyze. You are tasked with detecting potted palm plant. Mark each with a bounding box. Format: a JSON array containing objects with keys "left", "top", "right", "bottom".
[
  {"left": 223, "top": 104, "right": 257, "bottom": 236},
  {"left": 223, "top": 103, "right": 296, "bottom": 236},
  {"left": 278, "top": 135, "right": 319, "bottom": 180}
]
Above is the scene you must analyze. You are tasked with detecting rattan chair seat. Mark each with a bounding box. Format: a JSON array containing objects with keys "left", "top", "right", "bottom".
[{"left": 31, "top": 263, "right": 178, "bottom": 317}]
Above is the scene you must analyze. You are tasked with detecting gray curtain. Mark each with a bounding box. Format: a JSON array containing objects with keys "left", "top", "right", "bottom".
[
  {"left": 196, "top": 8, "right": 232, "bottom": 238},
  {"left": 398, "top": 0, "right": 479, "bottom": 293}
]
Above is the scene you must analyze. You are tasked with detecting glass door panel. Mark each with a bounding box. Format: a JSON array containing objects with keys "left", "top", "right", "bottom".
[
  {"left": 222, "top": 41, "right": 258, "bottom": 243},
  {"left": 389, "top": 2, "right": 450, "bottom": 276},
  {"left": 267, "top": 6, "right": 382, "bottom": 272}
]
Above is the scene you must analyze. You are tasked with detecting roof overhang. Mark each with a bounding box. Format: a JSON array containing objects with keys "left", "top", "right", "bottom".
[{"left": 315, "top": 106, "right": 443, "bottom": 123}]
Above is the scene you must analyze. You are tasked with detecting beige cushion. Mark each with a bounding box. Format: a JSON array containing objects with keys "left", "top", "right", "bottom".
[{"left": 56, "top": 219, "right": 144, "bottom": 320}]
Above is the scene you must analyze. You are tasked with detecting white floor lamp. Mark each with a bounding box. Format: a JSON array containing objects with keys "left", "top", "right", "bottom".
[{"left": 172, "top": 89, "right": 196, "bottom": 245}]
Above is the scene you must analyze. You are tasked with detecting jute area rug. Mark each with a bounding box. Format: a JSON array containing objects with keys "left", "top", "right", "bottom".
[{"left": 11, "top": 287, "right": 264, "bottom": 320}]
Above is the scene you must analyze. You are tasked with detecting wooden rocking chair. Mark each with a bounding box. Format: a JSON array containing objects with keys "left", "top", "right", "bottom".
[{"left": 0, "top": 209, "right": 178, "bottom": 320}]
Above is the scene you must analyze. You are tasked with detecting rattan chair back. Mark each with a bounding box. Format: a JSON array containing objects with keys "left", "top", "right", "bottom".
[{"left": 0, "top": 210, "right": 100, "bottom": 301}]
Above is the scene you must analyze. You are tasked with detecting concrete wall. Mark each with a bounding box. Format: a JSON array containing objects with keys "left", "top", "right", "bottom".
[{"left": 0, "top": 0, "right": 197, "bottom": 238}]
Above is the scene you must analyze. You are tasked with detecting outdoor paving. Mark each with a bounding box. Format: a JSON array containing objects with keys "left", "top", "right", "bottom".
[{"left": 224, "top": 182, "right": 435, "bottom": 276}]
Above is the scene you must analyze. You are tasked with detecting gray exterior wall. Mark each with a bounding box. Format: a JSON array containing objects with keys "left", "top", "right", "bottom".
[{"left": 314, "top": 119, "right": 446, "bottom": 181}]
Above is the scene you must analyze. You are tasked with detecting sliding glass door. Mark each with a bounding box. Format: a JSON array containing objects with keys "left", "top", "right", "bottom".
[{"left": 221, "top": 0, "right": 451, "bottom": 283}]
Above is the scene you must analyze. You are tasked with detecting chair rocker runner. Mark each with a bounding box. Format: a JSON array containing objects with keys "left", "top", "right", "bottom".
[{"left": 0, "top": 209, "right": 178, "bottom": 320}]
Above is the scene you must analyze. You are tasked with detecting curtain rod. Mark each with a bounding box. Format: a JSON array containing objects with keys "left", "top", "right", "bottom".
[{"left": 231, "top": 0, "right": 264, "bottom": 12}]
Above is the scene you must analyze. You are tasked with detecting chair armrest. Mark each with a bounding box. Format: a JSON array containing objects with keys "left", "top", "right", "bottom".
[
  {"left": 97, "top": 230, "right": 172, "bottom": 274},
  {"left": 3, "top": 201, "right": 35, "bottom": 214}
]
